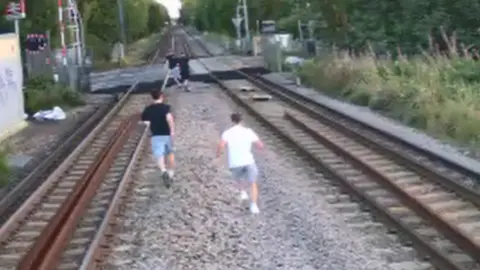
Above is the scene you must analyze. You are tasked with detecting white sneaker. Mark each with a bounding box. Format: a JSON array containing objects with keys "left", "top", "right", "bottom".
[
  {"left": 239, "top": 190, "right": 248, "bottom": 201},
  {"left": 250, "top": 203, "right": 260, "bottom": 214},
  {"left": 168, "top": 170, "right": 175, "bottom": 178}
]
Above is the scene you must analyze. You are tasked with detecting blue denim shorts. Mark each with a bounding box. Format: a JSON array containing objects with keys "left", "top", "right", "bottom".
[{"left": 151, "top": 135, "right": 173, "bottom": 158}]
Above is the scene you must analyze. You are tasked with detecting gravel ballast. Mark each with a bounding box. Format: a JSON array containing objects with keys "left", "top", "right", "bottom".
[{"left": 101, "top": 84, "right": 430, "bottom": 270}]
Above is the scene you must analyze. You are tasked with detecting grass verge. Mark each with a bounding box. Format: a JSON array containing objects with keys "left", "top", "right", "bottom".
[
  {"left": 92, "top": 32, "right": 163, "bottom": 71},
  {"left": 0, "top": 148, "right": 9, "bottom": 187},
  {"left": 24, "top": 76, "right": 85, "bottom": 113},
  {"left": 298, "top": 49, "right": 480, "bottom": 149}
]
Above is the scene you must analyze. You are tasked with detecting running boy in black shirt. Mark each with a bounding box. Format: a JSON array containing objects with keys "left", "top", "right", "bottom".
[{"left": 141, "top": 90, "right": 175, "bottom": 187}]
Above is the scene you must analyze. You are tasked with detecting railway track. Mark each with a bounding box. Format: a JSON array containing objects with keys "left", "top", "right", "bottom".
[
  {"left": 180, "top": 29, "right": 480, "bottom": 270},
  {"left": 0, "top": 99, "right": 116, "bottom": 227},
  {"left": 0, "top": 27, "right": 174, "bottom": 229},
  {"left": 0, "top": 27, "right": 174, "bottom": 269}
]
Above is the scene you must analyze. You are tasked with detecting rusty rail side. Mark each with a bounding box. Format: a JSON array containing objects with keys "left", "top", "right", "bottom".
[
  {"left": 284, "top": 112, "right": 480, "bottom": 262},
  {"left": 17, "top": 117, "right": 136, "bottom": 270},
  {"left": 79, "top": 120, "right": 148, "bottom": 270}
]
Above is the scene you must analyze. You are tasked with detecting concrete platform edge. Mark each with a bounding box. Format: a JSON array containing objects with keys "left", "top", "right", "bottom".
[{"left": 0, "top": 120, "right": 28, "bottom": 144}]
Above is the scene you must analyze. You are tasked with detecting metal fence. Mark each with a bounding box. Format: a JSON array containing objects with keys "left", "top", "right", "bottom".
[
  {"left": 24, "top": 46, "right": 92, "bottom": 92},
  {"left": 262, "top": 37, "right": 322, "bottom": 72},
  {"left": 24, "top": 48, "right": 54, "bottom": 78},
  {"left": 262, "top": 37, "right": 283, "bottom": 71},
  {"left": 195, "top": 30, "right": 323, "bottom": 73}
]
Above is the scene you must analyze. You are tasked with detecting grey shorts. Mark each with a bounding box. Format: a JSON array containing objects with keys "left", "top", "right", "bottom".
[
  {"left": 151, "top": 135, "right": 173, "bottom": 159},
  {"left": 230, "top": 164, "right": 258, "bottom": 183},
  {"left": 170, "top": 67, "right": 180, "bottom": 79}
]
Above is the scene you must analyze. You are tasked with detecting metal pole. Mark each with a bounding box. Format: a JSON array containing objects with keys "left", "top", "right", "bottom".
[
  {"left": 298, "top": 20, "right": 303, "bottom": 41},
  {"left": 79, "top": 14, "right": 86, "bottom": 61},
  {"left": 58, "top": 0, "right": 67, "bottom": 66},
  {"left": 74, "top": 3, "right": 85, "bottom": 66},
  {"left": 13, "top": 19, "right": 23, "bottom": 71},
  {"left": 68, "top": 2, "right": 82, "bottom": 66},
  {"left": 117, "top": 0, "right": 126, "bottom": 59},
  {"left": 308, "top": 21, "right": 314, "bottom": 40},
  {"left": 242, "top": 0, "right": 250, "bottom": 52},
  {"left": 235, "top": 5, "right": 242, "bottom": 50},
  {"left": 14, "top": 19, "right": 19, "bottom": 36}
]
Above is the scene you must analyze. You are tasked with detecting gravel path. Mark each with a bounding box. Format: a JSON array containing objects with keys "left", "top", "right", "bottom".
[{"left": 101, "top": 84, "right": 430, "bottom": 270}]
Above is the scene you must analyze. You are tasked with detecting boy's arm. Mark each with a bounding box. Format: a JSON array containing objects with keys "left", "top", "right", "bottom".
[
  {"left": 216, "top": 132, "right": 227, "bottom": 158},
  {"left": 251, "top": 130, "right": 264, "bottom": 150},
  {"left": 166, "top": 112, "right": 175, "bottom": 136},
  {"left": 140, "top": 108, "right": 150, "bottom": 125}
]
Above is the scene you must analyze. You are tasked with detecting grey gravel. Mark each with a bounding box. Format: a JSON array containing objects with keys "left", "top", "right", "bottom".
[{"left": 102, "top": 84, "right": 429, "bottom": 270}]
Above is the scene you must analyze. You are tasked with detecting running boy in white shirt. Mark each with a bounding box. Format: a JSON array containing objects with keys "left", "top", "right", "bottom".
[{"left": 216, "top": 113, "right": 264, "bottom": 213}]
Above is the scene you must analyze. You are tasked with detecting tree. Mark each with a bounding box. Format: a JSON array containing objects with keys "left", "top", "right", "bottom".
[
  {"left": 0, "top": 0, "right": 170, "bottom": 61},
  {"left": 180, "top": 0, "right": 480, "bottom": 54}
]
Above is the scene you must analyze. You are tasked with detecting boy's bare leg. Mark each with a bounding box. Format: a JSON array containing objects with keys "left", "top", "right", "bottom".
[
  {"left": 248, "top": 165, "right": 260, "bottom": 214},
  {"left": 235, "top": 180, "right": 249, "bottom": 200},
  {"left": 249, "top": 181, "right": 259, "bottom": 213},
  {"left": 167, "top": 153, "right": 175, "bottom": 178},
  {"left": 250, "top": 182, "right": 258, "bottom": 204},
  {"left": 156, "top": 156, "right": 166, "bottom": 172},
  {"left": 183, "top": 79, "right": 191, "bottom": 92},
  {"left": 173, "top": 77, "right": 182, "bottom": 87}
]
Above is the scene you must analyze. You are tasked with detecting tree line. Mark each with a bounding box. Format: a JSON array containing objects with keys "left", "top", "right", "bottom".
[
  {"left": 180, "top": 0, "right": 480, "bottom": 55},
  {"left": 0, "top": 0, "right": 170, "bottom": 61}
]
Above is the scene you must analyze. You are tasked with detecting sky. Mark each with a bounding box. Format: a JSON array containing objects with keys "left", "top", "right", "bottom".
[{"left": 156, "top": 0, "right": 182, "bottom": 19}]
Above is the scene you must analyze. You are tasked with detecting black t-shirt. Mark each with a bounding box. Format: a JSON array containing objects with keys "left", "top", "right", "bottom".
[
  {"left": 141, "top": 103, "right": 171, "bottom": 136},
  {"left": 177, "top": 56, "right": 190, "bottom": 75},
  {"left": 166, "top": 55, "right": 177, "bottom": 69}
]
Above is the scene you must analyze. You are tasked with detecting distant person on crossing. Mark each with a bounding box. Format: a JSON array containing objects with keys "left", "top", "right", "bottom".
[
  {"left": 216, "top": 113, "right": 264, "bottom": 214},
  {"left": 141, "top": 89, "right": 175, "bottom": 188},
  {"left": 176, "top": 51, "right": 191, "bottom": 92},
  {"left": 165, "top": 51, "right": 182, "bottom": 88}
]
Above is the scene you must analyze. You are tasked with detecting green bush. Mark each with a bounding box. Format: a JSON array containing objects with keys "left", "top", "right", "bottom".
[
  {"left": 0, "top": 150, "right": 9, "bottom": 188},
  {"left": 25, "top": 77, "right": 85, "bottom": 112},
  {"left": 298, "top": 51, "right": 480, "bottom": 147}
]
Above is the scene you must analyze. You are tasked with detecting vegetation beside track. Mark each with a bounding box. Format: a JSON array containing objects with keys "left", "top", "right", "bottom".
[
  {"left": 297, "top": 44, "right": 480, "bottom": 148},
  {"left": 24, "top": 76, "right": 85, "bottom": 113},
  {"left": 92, "top": 31, "right": 165, "bottom": 71},
  {"left": 0, "top": 149, "right": 8, "bottom": 187}
]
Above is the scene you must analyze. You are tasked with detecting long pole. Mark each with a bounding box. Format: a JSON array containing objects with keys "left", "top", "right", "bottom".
[
  {"left": 14, "top": 19, "right": 19, "bottom": 36},
  {"left": 298, "top": 20, "right": 303, "bottom": 41},
  {"left": 117, "top": 0, "right": 126, "bottom": 59},
  {"left": 58, "top": 0, "right": 67, "bottom": 66},
  {"left": 242, "top": 0, "right": 250, "bottom": 51},
  {"left": 235, "top": 7, "right": 241, "bottom": 41}
]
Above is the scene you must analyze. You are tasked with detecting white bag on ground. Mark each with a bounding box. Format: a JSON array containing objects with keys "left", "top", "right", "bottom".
[
  {"left": 33, "top": 106, "right": 66, "bottom": 121},
  {"left": 285, "top": 56, "right": 304, "bottom": 66}
]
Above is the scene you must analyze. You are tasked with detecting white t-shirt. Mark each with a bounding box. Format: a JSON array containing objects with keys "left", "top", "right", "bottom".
[{"left": 221, "top": 125, "right": 259, "bottom": 168}]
